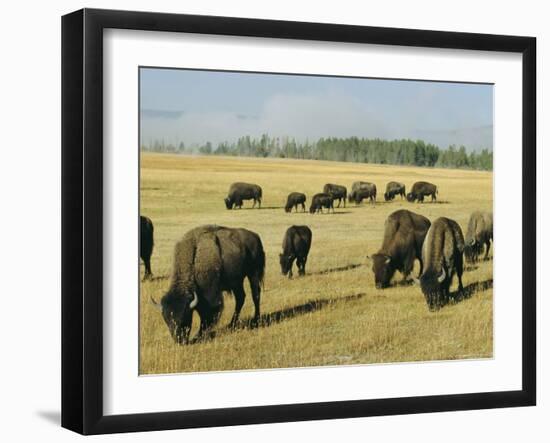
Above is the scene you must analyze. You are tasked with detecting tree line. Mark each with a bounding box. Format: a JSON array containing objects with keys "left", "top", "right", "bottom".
[{"left": 141, "top": 134, "right": 493, "bottom": 171}]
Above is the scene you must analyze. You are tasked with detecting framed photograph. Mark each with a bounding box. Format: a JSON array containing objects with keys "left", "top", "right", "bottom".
[{"left": 61, "top": 8, "right": 536, "bottom": 435}]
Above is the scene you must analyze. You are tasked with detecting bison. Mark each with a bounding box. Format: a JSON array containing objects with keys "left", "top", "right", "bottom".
[
  {"left": 370, "top": 210, "right": 431, "bottom": 289},
  {"left": 384, "top": 182, "right": 406, "bottom": 201},
  {"left": 323, "top": 183, "right": 347, "bottom": 208},
  {"left": 417, "top": 217, "right": 465, "bottom": 311},
  {"left": 349, "top": 181, "right": 377, "bottom": 205},
  {"left": 309, "top": 193, "right": 334, "bottom": 214},
  {"left": 224, "top": 182, "right": 262, "bottom": 209},
  {"left": 152, "top": 225, "right": 265, "bottom": 344},
  {"left": 140, "top": 215, "right": 154, "bottom": 280},
  {"left": 280, "top": 225, "right": 312, "bottom": 277},
  {"left": 285, "top": 192, "right": 307, "bottom": 213},
  {"left": 406, "top": 181, "right": 438, "bottom": 203},
  {"left": 464, "top": 211, "right": 493, "bottom": 263}
]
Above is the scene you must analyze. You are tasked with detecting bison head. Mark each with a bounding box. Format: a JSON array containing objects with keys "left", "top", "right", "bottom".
[
  {"left": 419, "top": 268, "right": 448, "bottom": 311},
  {"left": 371, "top": 253, "right": 396, "bottom": 289},
  {"left": 406, "top": 192, "right": 416, "bottom": 202},
  {"left": 384, "top": 192, "right": 391, "bottom": 201},
  {"left": 153, "top": 290, "right": 199, "bottom": 344},
  {"left": 284, "top": 205, "right": 292, "bottom": 213},
  {"left": 464, "top": 238, "right": 482, "bottom": 263},
  {"left": 279, "top": 253, "right": 295, "bottom": 277},
  {"left": 224, "top": 197, "right": 233, "bottom": 210}
]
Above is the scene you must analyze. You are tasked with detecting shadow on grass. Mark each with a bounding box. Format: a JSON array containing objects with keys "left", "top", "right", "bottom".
[
  {"left": 193, "top": 292, "right": 367, "bottom": 343},
  {"left": 309, "top": 263, "right": 363, "bottom": 276},
  {"left": 433, "top": 278, "right": 493, "bottom": 311},
  {"left": 142, "top": 274, "right": 170, "bottom": 282}
]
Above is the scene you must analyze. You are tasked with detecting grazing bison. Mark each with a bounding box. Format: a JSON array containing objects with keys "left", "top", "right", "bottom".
[
  {"left": 349, "top": 181, "right": 377, "bottom": 205},
  {"left": 285, "top": 192, "right": 307, "bottom": 213},
  {"left": 384, "top": 182, "right": 406, "bottom": 201},
  {"left": 152, "top": 225, "right": 265, "bottom": 344},
  {"left": 371, "top": 210, "right": 431, "bottom": 289},
  {"left": 280, "top": 225, "right": 313, "bottom": 277},
  {"left": 323, "top": 183, "right": 347, "bottom": 208},
  {"left": 140, "top": 215, "right": 154, "bottom": 280},
  {"left": 406, "top": 181, "right": 438, "bottom": 203},
  {"left": 309, "top": 193, "right": 334, "bottom": 214},
  {"left": 417, "top": 217, "right": 465, "bottom": 311},
  {"left": 464, "top": 211, "right": 493, "bottom": 263},
  {"left": 224, "top": 182, "right": 262, "bottom": 209}
]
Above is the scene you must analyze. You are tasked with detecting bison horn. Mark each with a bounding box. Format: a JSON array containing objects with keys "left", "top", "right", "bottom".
[
  {"left": 385, "top": 257, "right": 391, "bottom": 264},
  {"left": 189, "top": 292, "right": 199, "bottom": 309},
  {"left": 412, "top": 277, "right": 420, "bottom": 285},
  {"left": 437, "top": 268, "right": 446, "bottom": 283},
  {"left": 469, "top": 238, "right": 476, "bottom": 246},
  {"left": 150, "top": 296, "right": 162, "bottom": 311}
]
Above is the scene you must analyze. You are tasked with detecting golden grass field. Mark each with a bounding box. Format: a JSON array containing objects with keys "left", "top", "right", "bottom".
[{"left": 139, "top": 153, "right": 493, "bottom": 374}]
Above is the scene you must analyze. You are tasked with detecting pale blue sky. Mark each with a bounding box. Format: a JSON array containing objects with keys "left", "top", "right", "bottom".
[{"left": 140, "top": 68, "right": 493, "bottom": 151}]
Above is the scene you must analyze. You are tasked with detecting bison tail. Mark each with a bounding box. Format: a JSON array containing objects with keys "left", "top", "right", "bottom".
[{"left": 258, "top": 247, "right": 266, "bottom": 289}]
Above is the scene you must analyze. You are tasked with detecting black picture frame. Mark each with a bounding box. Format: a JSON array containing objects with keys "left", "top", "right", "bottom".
[{"left": 61, "top": 8, "right": 536, "bottom": 435}]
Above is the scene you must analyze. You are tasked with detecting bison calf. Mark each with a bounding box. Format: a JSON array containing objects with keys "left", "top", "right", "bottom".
[
  {"left": 309, "top": 193, "right": 334, "bottom": 214},
  {"left": 417, "top": 217, "right": 465, "bottom": 311},
  {"left": 280, "top": 226, "right": 312, "bottom": 277},
  {"left": 140, "top": 215, "right": 154, "bottom": 280},
  {"left": 464, "top": 211, "right": 493, "bottom": 263},
  {"left": 285, "top": 192, "right": 306, "bottom": 213},
  {"left": 371, "top": 210, "right": 430, "bottom": 288}
]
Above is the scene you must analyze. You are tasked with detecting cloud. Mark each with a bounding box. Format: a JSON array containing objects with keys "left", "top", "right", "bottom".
[
  {"left": 141, "top": 92, "right": 389, "bottom": 145},
  {"left": 140, "top": 91, "right": 492, "bottom": 151}
]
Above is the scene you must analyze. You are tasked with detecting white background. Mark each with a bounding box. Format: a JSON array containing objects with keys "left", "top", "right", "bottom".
[
  {"left": 104, "top": 30, "right": 522, "bottom": 415},
  {"left": 0, "top": 0, "right": 546, "bottom": 441}
]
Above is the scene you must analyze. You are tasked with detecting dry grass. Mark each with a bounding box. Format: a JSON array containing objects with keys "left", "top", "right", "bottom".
[{"left": 139, "top": 153, "right": 493, "bottom": 374}]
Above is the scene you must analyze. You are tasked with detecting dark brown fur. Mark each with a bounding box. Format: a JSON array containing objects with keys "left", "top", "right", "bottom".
[
  {"left": 371, "top": 210, "right": 431, "bottom": 288},
  {"left": 224, "top": 182, "right": 262, "bottom": 209},
  {"left": 419, "top": 217, "right": 465, "bottom": 311},
  {"left": 140, "top": 215, "right": 154, "bottom": 280},
  {"left": 158, "top": 225, "right": 265, "bottom": 344},
  {"left": 280, "top": 225, "right": 312, "bottom": 277},
  {"left": 406, "top": 181, "right": 438, "bottom": 203},
  {"left": 323, "top": 183, "right": 347, "bottom": 208},
  {"left": 285, "top": 192, "right": 307, "bottom": 213}
]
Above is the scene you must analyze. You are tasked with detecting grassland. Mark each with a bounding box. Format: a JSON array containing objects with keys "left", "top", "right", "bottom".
[{"left": 139, "top": 153, "right": 493, "bottom": 374}]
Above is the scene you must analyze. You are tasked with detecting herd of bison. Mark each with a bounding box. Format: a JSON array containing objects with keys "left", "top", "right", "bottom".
[{"left": 141, "top": 180, "right": 493, "bottom": 345}]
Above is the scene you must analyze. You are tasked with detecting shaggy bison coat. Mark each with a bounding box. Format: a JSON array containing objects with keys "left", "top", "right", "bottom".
[
  {"left": 280, "top": 225, "right": 312, "bottom": 277},
  {"left": 140, "top": 215, "right": 154, "bottom": 280},
  {"left": 464, "top": 211, "right": 493, "bottom": 263},
  {"left": 371, "top": 210, "right": 431, "bottom": 289},
  {"left": 418, "top": 217, "right": 465, "bottom": 311},
  {"left": 285, "top": 192, "right": 307, "bottom": 213},
  {"left": 349, "top": 181, "right": 377, "bottom": 205},
  {"left": 323, "top": 183, "right": 347, "bottom": 208},
  {"left": 309, "top": 193, "right": 334, "bottom": 214},
  {"left": 384, "top": 182, "right": 406, "bottom": 201},
  {"left": 406, "top": 181, "right": 438, "bottom": 203},
  {"left": 224, "top": 182, "right": 262, "bottom": 209},
  {"left": 156, "top": 225, "right": 265, "bottom": 344}
]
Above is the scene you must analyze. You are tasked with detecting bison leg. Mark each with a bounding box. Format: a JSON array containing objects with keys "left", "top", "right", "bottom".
[
  {"left": 301, "top": 202, "right": 305, "bottom": 212},
  {"left": 248, "top": 276, "right": 261, "bottom": 328},
  {"left": 484, "top": 240, "right": 491, "bottom": 260},
  {"left": 229, "top": 285, "right": 246, "bottom": 328},
  {"left": 197, "top": 307, "right": 221, "bottom": 341},
  {"left": 297, "top": 257, "right": 306, "bottom": 276},
  {"left": 143, "top": 256, "right": 153, "bottom": 281}
]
